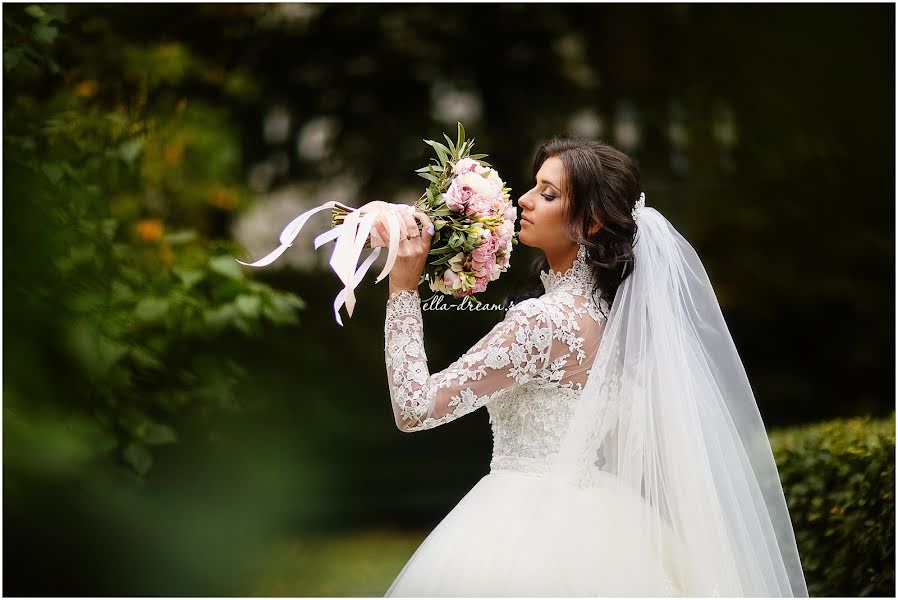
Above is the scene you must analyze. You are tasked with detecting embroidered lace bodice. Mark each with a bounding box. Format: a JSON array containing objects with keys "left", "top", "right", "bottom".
[{"left": 384, "top": 244, "right": 611, "bottom": 476}]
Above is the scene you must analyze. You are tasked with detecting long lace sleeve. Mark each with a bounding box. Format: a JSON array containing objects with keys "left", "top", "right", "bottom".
[{"left": 384, "top": 289, "right": 553, "bottom": 432}]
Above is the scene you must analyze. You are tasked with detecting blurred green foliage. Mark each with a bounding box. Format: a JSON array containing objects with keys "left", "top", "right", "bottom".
[
  {"left": 3, "top": 4, "right": 305, "bottom": 478},
  {"left": 247, "top": 529, "right": 426, "bottom": 597},
  {"left": 770, "top": 413, "right": 896, "bottom": 597}
]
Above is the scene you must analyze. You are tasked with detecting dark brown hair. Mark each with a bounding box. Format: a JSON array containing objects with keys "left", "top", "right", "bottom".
[{"left": 509, "top": 137, "right": 641, "bottom": 310}]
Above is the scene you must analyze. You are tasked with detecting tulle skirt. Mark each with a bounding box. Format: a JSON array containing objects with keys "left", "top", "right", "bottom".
[{"left": 385, "top": 469, "right": 687, "bottom": 597}]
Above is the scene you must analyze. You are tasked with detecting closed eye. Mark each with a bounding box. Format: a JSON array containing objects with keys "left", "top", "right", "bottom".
[{"left": 540, "top": 192, "right": 556, "bottom": 201}]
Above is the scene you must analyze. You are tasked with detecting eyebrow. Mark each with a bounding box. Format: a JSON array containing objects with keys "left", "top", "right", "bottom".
[{"left": 538, "top": 177, "right": 561, "bottom": 190}]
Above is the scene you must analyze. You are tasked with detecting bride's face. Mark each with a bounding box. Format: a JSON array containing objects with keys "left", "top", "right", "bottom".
[{"left": 517, "top": 156, "right": 571, "bottom": 252}]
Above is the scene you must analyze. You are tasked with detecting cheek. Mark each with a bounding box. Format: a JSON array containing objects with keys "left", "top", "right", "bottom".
[{"left": 544, "top": 203, "right": 565, "bottom": 228}]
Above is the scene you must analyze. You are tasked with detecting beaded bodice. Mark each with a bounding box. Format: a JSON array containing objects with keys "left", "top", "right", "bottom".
[{"left": 384, "top": 243, "right": 609, "bottom": 478}]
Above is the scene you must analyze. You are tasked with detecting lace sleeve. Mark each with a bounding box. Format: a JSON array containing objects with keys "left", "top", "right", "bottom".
[{"left": 384, "top": 289, "right": 553, "bottom": 432}]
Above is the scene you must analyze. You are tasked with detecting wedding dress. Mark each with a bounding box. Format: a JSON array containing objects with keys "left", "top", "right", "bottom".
[{"left": 383, "top": 244, "right": 685, "bottom": 597}]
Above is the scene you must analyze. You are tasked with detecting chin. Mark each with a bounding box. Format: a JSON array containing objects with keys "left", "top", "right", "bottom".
[{"left": 517, "top": 229, "right": 537, "bottom": 249}]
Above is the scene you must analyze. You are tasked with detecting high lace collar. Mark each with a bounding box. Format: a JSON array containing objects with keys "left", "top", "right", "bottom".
[{"left": 539, "top": 243, "right": 595, "bottom": 295}]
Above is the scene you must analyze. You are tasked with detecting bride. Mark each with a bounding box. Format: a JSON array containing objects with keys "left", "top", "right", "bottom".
[{"left": 377, "top": 137, "right": 809, "bottom": 597}]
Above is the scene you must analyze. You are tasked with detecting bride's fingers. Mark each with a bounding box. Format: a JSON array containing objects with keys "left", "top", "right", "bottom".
[
  {"left": 373, "top": 210, "right": 407, "bottom": 246},
  {"left": 413, "top": 212, "right": 433, "bottom": 244},
  {"left": 399, "top": 210, "right": 421, "bottom": 241},
  {"left": 372, "top": 215, "right": 389, "bottom": 247}
]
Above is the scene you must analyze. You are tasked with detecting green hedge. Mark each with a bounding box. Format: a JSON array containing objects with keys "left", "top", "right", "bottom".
[{"left": 770, "top": 413, "right": 895, "bottom": 597}]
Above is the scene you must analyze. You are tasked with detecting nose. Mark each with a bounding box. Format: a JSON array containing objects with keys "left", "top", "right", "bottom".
[{"left": 517, "top": 190, "right": 533, "bottom": 210}]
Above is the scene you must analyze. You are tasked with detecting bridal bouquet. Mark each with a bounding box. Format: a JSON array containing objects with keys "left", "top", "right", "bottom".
[
  {"left": 333, "top": 123, "right": 517, "bottom": 299},
  {"left": 237, "top": 123, "right": 519, "bottom": 325}
]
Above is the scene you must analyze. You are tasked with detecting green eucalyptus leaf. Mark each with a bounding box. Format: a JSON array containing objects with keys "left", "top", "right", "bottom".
[
  {"left": 423, "top": 139, "right": 450, "bottom": 163},
  {"left": 429, "top": 255, "right": 455, "bottom": 267},
  {"left": 443, "top": 133, "right": 456, "bottom": 155},
  {"left": 430, "top": 208, "right": 455, "bottom": 217}
]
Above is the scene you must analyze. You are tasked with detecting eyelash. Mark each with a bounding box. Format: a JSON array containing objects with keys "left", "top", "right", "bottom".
[{"left": 540, "top": 192, "right": 557, "bottom": 201}]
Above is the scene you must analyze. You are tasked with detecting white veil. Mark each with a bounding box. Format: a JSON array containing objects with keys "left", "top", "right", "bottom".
[{"left": 545, "top": 195, "right": 809, "bottom": 596}]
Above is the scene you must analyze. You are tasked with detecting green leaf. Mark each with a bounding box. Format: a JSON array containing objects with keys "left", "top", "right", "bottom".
[
  {"left": 457, "top": 122, "right": 465, "bottom": 150},
  {"left": 123, "top": 441, "right": 153, "bottom": 476},
  {"left": 442, "top": 133, "right": 457, "bottom": 155},
  {"left": 119, "top": 138, "right": 143, "bottom": 165},
  {"left": 210, "top": 255, "right": 245, "bottom": 280},
  {"left": 429, "top": 208, "right": 456, "bottom": 217},
  {"left": 41, "top": 162, "right": 63, "bottom": 184},
  {"left": 135, "top": 297, "right": 170, "bottom": 322},
  {"left": 204, "top": 304, "right": 237, "bottom": 331},
  {"left": 100, "top": 218, "right": 118, "bottom": 239},
  {"left": 417, "top": 172, "right": 439, "bottom": 184},
  {"left": 142, "top": 422, "right": 178, "bottom": 445},
  {"left": 235, "top": 295, "right": 261, "bottom": 318},
  {"left": 32, "top": 24, "right": 58, "bottom": 44},
  {"left": 429, "top": 255, "right": 455, "bottom": 267},
  {"left": 173, "top": 267, "right": 204, "bottom": 288},
  {"left": 163, "top": 229, "right": 198, "bottom": 245},
  {"left": 4, "top": 49, "right": 22, "bottom": 71},
  {"left": 25, "top": 5, "right": 46, "bottom": 18},
  {"left": 130, "top": 347, "right": 163, "bottom": 370},
  {"left": 42, "top": 5, "right": 68, "bottom": 24},
  {"left": 423, "top": 139, "right": 450, "bottom": 164}
]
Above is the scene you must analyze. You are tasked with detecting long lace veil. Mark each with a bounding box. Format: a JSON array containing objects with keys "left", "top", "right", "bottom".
[{"left": 545, "top": 199, "right": 809, "bottom": 596}]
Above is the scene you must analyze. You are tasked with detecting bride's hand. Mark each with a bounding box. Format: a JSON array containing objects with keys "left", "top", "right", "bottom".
[
  {"left": 359, "top": 201, "right": 411, "bottom": 247},
  {"left": 372, "top": 209, "right": 434, "bottom": 295}
]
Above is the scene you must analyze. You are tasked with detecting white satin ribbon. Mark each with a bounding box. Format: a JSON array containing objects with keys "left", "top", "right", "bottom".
[{"left": 236, "top": 200, "right": 415, "bottom": 326}]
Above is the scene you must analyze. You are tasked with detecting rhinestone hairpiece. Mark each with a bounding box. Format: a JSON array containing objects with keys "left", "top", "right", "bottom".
[{"left": 632, "top": 192, "right": 646, "bottom": 220}]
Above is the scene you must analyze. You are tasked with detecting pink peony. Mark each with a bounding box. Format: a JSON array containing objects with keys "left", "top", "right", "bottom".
[
  {"left": 452, "top": 157, "right": 486, "bottom": 175},
  {"left": 465, "top": 194, "right": 493, "bottom": 218},
  {"left": 504, "top": 204, "right": 517, "bottom": 223},
  {"left": 472, "top": 276, "right": 489, "bottom": 293},
  {"left": 443, "top": 269, "right": 461, "bottom": 290}
]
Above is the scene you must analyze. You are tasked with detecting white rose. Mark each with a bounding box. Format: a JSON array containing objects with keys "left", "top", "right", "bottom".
[{"left": 458, "top": 171, "right": 502, "bottom": 202}]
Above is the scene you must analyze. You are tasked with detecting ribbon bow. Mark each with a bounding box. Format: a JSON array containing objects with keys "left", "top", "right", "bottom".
[{"left": 237, "top": 200, "right": 417, "bottom": 326}]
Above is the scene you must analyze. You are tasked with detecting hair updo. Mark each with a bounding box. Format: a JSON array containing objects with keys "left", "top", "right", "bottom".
[{"left": 511, "top": 136, "right": 642, "bottom": 310}]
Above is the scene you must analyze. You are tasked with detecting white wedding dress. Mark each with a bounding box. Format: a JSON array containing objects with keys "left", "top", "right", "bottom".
[{"left": 382, "top": 245, "right": 689, "bottom": 597}]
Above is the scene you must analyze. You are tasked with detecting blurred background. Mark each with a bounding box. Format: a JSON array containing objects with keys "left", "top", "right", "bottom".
[{"left": 3, "top": 3, "right": 894, "bottom": 597}]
